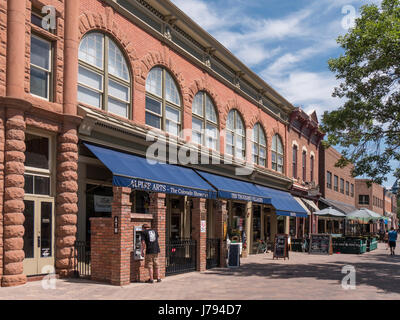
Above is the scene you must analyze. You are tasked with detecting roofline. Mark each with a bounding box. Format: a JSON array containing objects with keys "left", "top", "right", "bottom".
[{"left": 152, "top": 0, "right": 295, "bottom": 113}]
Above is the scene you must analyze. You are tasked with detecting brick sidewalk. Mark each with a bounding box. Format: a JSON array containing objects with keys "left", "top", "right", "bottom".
[{"left": 1, "top": 241, "right": 399, "bottom": 300}]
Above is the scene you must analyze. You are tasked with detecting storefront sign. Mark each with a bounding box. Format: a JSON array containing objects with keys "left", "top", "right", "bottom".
[
  {"left": 114, "top": 176, "right": 216, "bottom": 199},
  {"left": 94, "top": 195, "right": 113, "bottom": 212},
  {"left": 201, "top": 220, "right": 206, "bottom": 233},
  {"left": 219, "top": 190, "right": 270, "bottom": 204},
  {"left": 114, "top": 216, "right": 118, "bottom": 234}
]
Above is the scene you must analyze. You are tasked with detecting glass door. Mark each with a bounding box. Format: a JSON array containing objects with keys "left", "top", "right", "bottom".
[{"left": 23, "top": 196, "right": 55, "bottom": 275}]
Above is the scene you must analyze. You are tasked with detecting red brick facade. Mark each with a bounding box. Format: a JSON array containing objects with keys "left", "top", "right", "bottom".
[
  {"left": 355, "top": 179, "right": 384, "bottom": 215},
  {"left": 319, "top": 146, "right": 356, "bottom": 206}
]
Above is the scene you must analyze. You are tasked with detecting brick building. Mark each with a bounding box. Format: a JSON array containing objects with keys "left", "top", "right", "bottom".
[
  {"left": 0, "top": 0, "right": 313, "bottom": 287},
  {"left": 318, "top": 145, "right": 357, "bottom": 233},
  {"left": 287, "top": 108, "right": 324, "bottom": 238}
]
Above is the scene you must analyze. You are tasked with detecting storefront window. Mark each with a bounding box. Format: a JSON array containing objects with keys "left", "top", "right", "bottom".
[
  {"left": 228, "top": 202, "right": 246, "bottom": 242},
  {"left": 277, "top": 216, "right": 285, "bottom": 234},
  {"left": 289, "top": 217, "right": 296, "bottom": 237},
  {"left": 130, "top": 190, "right": 150, "bottom": 213},
  {"left": 252, "top": 206, "right": 261, "bottom": 253}
]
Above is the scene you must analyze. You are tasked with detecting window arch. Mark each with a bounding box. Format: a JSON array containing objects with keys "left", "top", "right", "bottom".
[
  {"left": 252, "top": 123, "right": 266, "bottom": 167},
  {"left": 78, "top": 32, "right": 131, "bottom": 118},
  {"left": 145, "top": 67, "right": 182, "bottom": 136},
  {"left": 271, "top": 134, "right": 284, "bottom": 173},
  {"left": 192, "top": 91, "right": 219, "bottom": 150},
  {"left": 226, "top": 109, "right": 245, "bottom": 160}
]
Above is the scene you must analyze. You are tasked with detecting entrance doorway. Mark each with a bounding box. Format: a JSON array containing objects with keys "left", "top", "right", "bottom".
[{"left": 23, "top": 197, "right": 55, "bottom": 275}]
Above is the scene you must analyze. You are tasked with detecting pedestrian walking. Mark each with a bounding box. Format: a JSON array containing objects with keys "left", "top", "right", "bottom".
[
  {"left": 388, "top": 227, "right": 398, "bottom": 256},
  {"left": 141, "top": 223, "right": 161, "bottom": 283}
]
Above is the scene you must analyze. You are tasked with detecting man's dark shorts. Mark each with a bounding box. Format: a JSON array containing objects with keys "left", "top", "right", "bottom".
[{"left": 389, "top": 241, "right": 396, "bottom": 248}]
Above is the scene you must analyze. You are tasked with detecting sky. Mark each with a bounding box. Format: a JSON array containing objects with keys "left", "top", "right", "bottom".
[{"left": 170, "top": 0, "right": 398, "bottom": 189}]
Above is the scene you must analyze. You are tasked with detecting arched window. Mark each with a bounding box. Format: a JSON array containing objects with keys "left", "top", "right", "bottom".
[
  {"left": 192, "top": 92, "right": 218, "bottom": 150},
  {"left": 271, "top": 134, "right": 284, "bottom": 173},
  {"left": 78, "top": 32, "right": 131, "bottom": 118},
  {"left": 226, "top": 109, "right": 245, "bottom": 160},
  {"left": 252, "top": 123, "right": 266, "bottom": 167},
  {"left": 145, "top": 67, "right": 182, "bottom": 136},
  {"left": 292, "top": 145, "right": 298, "bottom": 178}
]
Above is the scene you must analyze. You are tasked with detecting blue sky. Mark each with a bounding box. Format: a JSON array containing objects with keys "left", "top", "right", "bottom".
[{"left": 171, "top": 0, "right": 398, "bottom": 189}]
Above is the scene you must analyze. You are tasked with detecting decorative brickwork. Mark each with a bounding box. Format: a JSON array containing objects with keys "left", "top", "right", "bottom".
[
  {"left": 2, "top": 108, "right": 26, "bottom": 287},
  {"left": 192, "top": 197, "right": 207, "bottom": 271},
  {"left": 149, "top": 193, "right": 166, "bottom": 278},
  {"left": 215, "top": 200, "right": 227, "bottom": 267},
  {"left": 55, "top": 122, "right": 79, "bottom": 277},
  {"left": 110, "top": 186, "right": 132, "bottom": 286}
]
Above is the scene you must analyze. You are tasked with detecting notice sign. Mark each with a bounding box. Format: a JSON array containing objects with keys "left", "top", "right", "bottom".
[
  {"left": 200, "top": 220, "right": 206, "bottom": 233},
  {"left": 94, "top": 195, "right": 112, "bottom": 212},
  {"left": 309, "top": 234, "right": 332, "bottom": 255},
  {"left": 273, "top": 234, "right": 289, "bottom": 260},
  {"left": 228, "top": 243, "right": 240, "bottom": 268}
]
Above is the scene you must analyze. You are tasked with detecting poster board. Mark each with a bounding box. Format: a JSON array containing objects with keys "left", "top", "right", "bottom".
[
  {"left": 309, "top": 234, "right": 332, "bottom": 255},
  {"left": 228, "top": 243, "right": 240, "bottom": 268},
  {"left": 273, "top": 234, "right": 289, "bottom": 260}
]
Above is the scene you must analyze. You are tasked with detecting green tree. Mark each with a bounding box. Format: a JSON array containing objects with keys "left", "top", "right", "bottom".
[{"left": 323, "top": 0, "right": 400, "bottom": 184}]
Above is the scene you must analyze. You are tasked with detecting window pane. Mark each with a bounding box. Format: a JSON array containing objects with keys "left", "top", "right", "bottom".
[
  {"left": 205, "top": 124, "right": 217, "bottom": 150},
  {"left": 165, "top": 72, "right": 180, "bottom": 105},
  {"left": 227, "top": 111, "right": 234, "bottom": 130},
  {"left": 166, "top": 120, "right": 179, "bottom": 136},
  {"left": 236, "top": 136, "right": 244, "bottom": 150},
  {"left": 23, "top": 200, "right": 35, "bottom": 259},
  {"left": 34, "top": 176, "right": 50, "bottom": 195},
  {"left": 236, "top": 115, "right": 244, "bottom": 135},
  {"left": 40, "top": 202, "right": 52, "bottom": 258},
  {"left": 78, "top": 85, "right": 102, "bottom": 108},
  {"left": 272, "top": 135, "right": 277, "bottom": 151},
  {"left": 78, "top": 66, "right": 102, "bottom": 90},
  {"left": 226, "top": 144, "right": 233, "bottom": 155},
  {"left": 30, "top": 67, "right": 48, "bottom": 98},
  {"left": 252, "top": 125, "right": 259, "bottom": 142},
  {"left": 192, "top": 131, "right": 202, "bottom": 145},
  {"left": 108, "top": 80, "right": 129, "bottom": 101},
  {"left": 25, "top": 134, "right": 49, "bottom": 169},
  {"left": 277, "top": 137, "right": 283, "bottom": 154},
  {"left": 145, "top": 112, "right": 161, "bottom": 129},
  {"left": 146, "top": 67, "right": 162, "bottom": 97},
  {"left": 31, "top": 14, "right": 43, "bottom": 29},
  {"left": 260, "top": 147, "right": 266, "bottom": 158},
  {"left": 108, "top": 40, "right": 129, "bottom": 81},
  {"left": 253, "top": 143, "right": 258, "bottom": 155},
  {"left": 192, "top": 93, "right": 203, "bottom": 117},
  {"left": 145, "top": 96, "right": 161, "bottom": 115},
  {"left": 31, "top": 36, "right": 50, "bottom": 70},
  {"left": 260, "top": 158, "right": 266, "bottom": 167},
  {"left": 79, "top": 33, "right": 103, "bottom": 69},
  {"left": 192, "top": 117, "right": 203, "bottom": 132},
  {"left": 108, "top": 98, "right": 128, "bottom": 118},
  {"left": 205, "top": 96, "right": 217, "bottom": 123},
  {"left": 166, "top": 106, "right": 180, "bottom": 123},
  {"left": 260, "top": 130, "right": 266, "bottom": 146},
  {"left": 226, "top": 131, "right": 234, "bottom": 145},
  {"left": 24, "top": 174, "right": 34, "bottom": 194},
  {"left": 236, "top": 148, "right": 244, "bottom": 159}
]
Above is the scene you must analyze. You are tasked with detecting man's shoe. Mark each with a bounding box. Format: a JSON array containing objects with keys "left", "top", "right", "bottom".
[
  {"left": 145, "top": 279, "right": 154, "bottom": 284},
  {"left": 157, "top": 279, "right": 162, "bottom": 283}
]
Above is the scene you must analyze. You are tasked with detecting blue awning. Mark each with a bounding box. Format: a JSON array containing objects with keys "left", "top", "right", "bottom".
[
  {"left": 255, "top": 185, "right": 308, "bottom": 218},
  {"left": 84, "top": 143, "right": 217, "bottom": 199},
  {"left": 195, "top": 170, "right": 271, "bottom": 204}
]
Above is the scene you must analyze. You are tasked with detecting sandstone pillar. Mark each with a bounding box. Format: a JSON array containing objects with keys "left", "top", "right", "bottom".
[
  {"left": 0, "top": 108, "right": 4, "bottom": 283},
  {"left": 243, "top": 202, "right": 252, "bottom": 257},
  {"left": 55, "top": 121, "right": 79, "bottom": 277},
  {"left": 215, "top": 200, "right": 227, "bottom": 267},
  {"left": 63, "top": 0, "right": 79, "bottom": 116},
  {"left": 192, "top": 198, "right": 207, "bottom": 271},
  {"left": 149, "top": 193, "right": 166, "bottom": 278},
  {"left": 6, "top": 0, "right": 26, "bottom": 97},
  {"left": 110, "top": 186, "right": 132, "bottom": 286},
  {"left": 2, "top": 108, "right": 26, "bottom": 287}
]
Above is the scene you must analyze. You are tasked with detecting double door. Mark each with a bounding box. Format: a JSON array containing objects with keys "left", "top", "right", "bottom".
[{"left": 23, "top": 196, "right": 55, "bottom": 275}]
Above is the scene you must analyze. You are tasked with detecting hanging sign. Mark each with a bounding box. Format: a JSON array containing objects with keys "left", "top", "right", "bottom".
[{"left": 114, "top": 216, "right": 119, "bottom": 234}]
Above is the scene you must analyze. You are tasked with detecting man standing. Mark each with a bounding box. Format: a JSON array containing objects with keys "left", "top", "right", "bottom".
[
  {"left": 141, "top": 223, "right": 161, "bottom": 283},
  {"left": 388, "top": 227, "right": 398, "bottom": 256}
]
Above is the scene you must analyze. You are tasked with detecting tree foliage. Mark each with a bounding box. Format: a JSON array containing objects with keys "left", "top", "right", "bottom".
[{"left": 323, "top": 0, "right": 400, "bottom": 184}]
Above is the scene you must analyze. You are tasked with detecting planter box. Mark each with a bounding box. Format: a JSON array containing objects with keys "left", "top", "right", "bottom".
[{"left": 332, "top": 238, "right": 366, "bottom": 254}]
